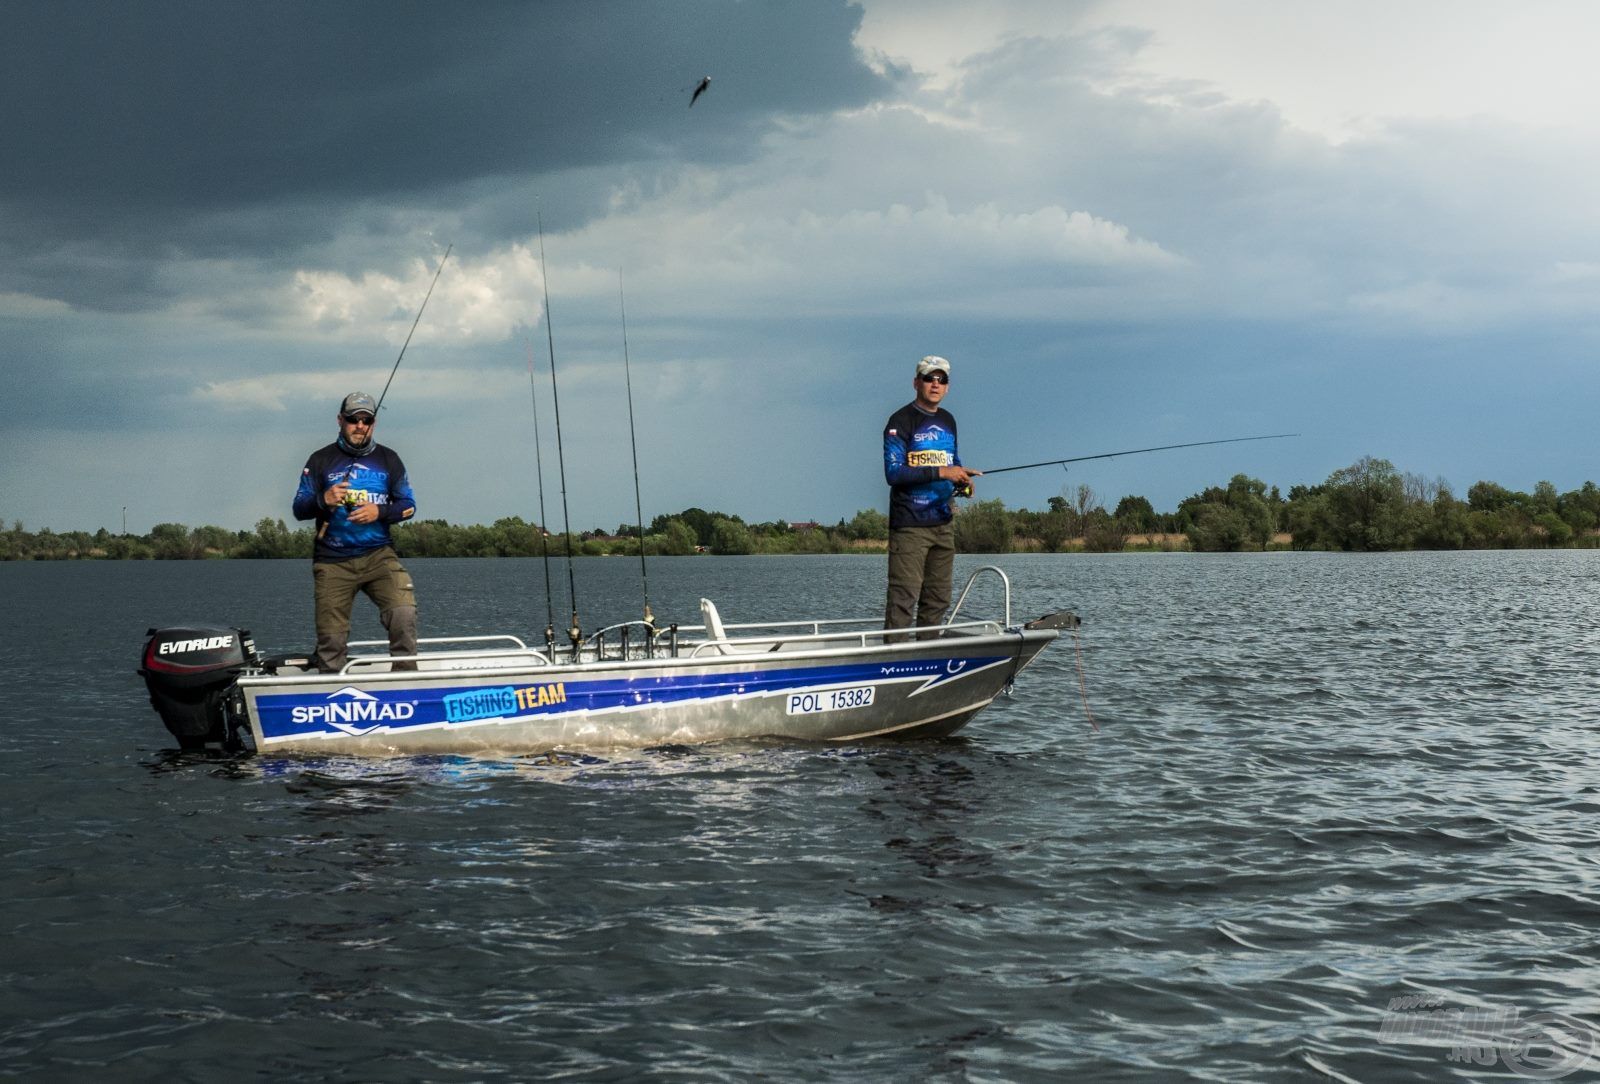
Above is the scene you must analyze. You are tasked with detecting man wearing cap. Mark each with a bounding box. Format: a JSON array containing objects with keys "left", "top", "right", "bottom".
[
  {"left": 292, "top": 392, "right": 420, "bottom": 672},
  {"left": 883, "top": 356, "right": 980, "bottom": 640}
]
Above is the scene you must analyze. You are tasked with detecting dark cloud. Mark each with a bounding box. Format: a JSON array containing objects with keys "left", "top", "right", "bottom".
[{"left": 0, "top": 0, "right": 889, "bottom": 305}]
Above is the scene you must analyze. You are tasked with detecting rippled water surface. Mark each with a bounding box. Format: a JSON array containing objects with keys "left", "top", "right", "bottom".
[{"left": 4, "top": 552, "right": 1599, "bottom": 1081}]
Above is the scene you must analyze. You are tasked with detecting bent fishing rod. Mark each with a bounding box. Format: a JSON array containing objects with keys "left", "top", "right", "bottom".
[
  {"left": 319, "top": 244, "right": 452, "bottom": 537},
  {"left": 980, "top": 433, "right": 1298, "bottom": 476},
  {"left": 374, "top": 244, "right": 452, "bottom": 418}
]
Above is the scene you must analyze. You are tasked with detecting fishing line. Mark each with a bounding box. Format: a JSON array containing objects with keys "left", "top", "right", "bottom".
[
  {"left": 525, "top": 338, "right": 556, "bottom": 642},
  {"left": 618, "top": 271, "right": 654, "bottom": 633},
  {"left": 1071, "top": 625, "right": 1098, "bottom": 731},
  {"left": 536, "top": 213, "right": 582, "bottom": 654},
  {"left": 982, "top": 433, "right": 1298, "bottom": 475}
]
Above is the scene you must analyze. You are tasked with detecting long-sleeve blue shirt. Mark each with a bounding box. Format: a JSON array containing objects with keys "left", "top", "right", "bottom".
[
  {"left": 292, "top": 442, "right": 416, "bottom": 561},
  {"left": 884, "top": 402, "right": 961, "bottom": 529}
]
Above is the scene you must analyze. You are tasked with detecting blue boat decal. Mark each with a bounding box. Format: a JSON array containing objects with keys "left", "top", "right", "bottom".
[{"left": 252, "top": 657, "right": 1007, "bottom": 743}]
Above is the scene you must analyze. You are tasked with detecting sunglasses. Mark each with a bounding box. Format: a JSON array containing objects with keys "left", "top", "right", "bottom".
[
  {"left": 342, "top": 413, "right": 375, "bottom": 425},
  {"left": 919, "top": 373, "right": 948, "bottom": 385}
]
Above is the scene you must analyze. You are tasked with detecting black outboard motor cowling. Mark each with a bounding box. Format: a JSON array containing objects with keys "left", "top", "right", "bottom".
[{"left": 139, "top": 626, "right": 256, "bottom": 749}]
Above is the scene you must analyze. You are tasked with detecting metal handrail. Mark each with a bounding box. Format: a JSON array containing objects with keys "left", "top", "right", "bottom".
[
  {"left": 348, "top": 634, "right": 531, "bottom": 650},
  {"left": 679, "top": 616, "right": 880, "bottom": 636},
  {"left": 333, "top": 572, "right": 1015, "bottom": 670},
  {"left": 684, "top": 617, "right": 1005, "bottom": 659},
  {"left": 340, "top": 646, "right": 553, "bottom": 674},
  {"left": 947, "top": 565, "right": 1012, "bottom": 628}
]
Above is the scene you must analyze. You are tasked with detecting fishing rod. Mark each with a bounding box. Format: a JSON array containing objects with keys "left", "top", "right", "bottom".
[
  {"left": 618, "top": 271, "right": 654, "bottom": 633},
  {"left": 318, "top": 244, "right": 452, "bottom": 538},
  {"left": 537, "top": 213, "right": 582, "bottom": 656},
  {"left": 374, "top": 244, "right": 452, "bottom": 417},
  {"left": 525, "top": 338, "right": 556, "bottom": 643},
  {"left": 980, "top": 433, "right": 1298, "bottom": 475}
]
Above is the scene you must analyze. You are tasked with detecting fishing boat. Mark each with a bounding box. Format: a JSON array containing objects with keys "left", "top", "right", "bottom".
[
  {"left": 139, "top": 566, "right": 1077, "bottom": 755},
  {"left": 135, "top": 241, "right": 1105, "bottom": 758}
]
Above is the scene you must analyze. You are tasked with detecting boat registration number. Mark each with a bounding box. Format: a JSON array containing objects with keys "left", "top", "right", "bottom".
[{"left": 786, "top": 686, "right": 875, "bottom": 715}]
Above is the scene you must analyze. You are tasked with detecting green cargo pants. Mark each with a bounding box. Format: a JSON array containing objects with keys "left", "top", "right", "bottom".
[
  {"left": 312, "top": 546, "right": 418, "bottom": 672},
  {"left": 885, "top": 523, "right": 955, "bottom": 642}
]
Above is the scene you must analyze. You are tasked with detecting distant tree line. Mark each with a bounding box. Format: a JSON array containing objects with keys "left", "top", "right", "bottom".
[
  {"left": 0, "top": 519, "right": 314, "bottom": 561},
  {"left": 0, "top": 510, "right": 893, "bottom": 561},
  {"left": 1145, "top": 455, "right": 1600, "bottom": 552},
  {"left": 7, "top": 456, "right": 1600, "bottom": 559}
]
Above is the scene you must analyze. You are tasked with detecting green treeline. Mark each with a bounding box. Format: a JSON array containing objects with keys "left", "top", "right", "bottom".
[
  {"left": 7, "top": 455, "right": 1600, "bottom": 560},
  {"left": 1151, "top": 455, "right": 1600, "bottom": 552},
  {"left": 0, "top": 511, "right": 887, "bottom": 561}
]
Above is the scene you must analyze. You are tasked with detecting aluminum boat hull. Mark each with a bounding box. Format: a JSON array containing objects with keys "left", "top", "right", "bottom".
[{"left": 236, "top": 629, "right": 1058, "bottom": 756}]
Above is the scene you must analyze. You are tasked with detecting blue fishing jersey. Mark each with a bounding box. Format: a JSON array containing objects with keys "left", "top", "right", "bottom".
[
  {"left": 884, "top": 402, "right": 962, "bottom": 529},
  {"left": 292, "top": 442, "right": 417, "bottom": 561}
]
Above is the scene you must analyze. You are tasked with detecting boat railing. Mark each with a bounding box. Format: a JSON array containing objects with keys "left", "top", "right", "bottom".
[
  {"left": 342, "top": 634, "right": 554, "bottom": 674},
  {"left": 673, "top": 566, "right": 1017, "bottom": 659},
  {"left": 332, "top": 567, "right": 1018, "bottom": 669},
  {"left": 350, "top": 634, "right": 534, "bottom": 651},
  {"left": 712, "top": 616, "right": 881, "bottom": 636},
  {"left": 947, "top": 565, "right": 1012, "bottom": 628},
  {"left": 679, "top": 616, "right": 1006, "bottom": 659}
]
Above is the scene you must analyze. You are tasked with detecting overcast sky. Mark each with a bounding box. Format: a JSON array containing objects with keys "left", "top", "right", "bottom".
[{"left": 5, "top": 0, "right": 1600, "bottom": 534}]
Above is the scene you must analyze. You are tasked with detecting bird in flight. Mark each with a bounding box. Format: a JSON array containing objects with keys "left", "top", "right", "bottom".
[{"left": 689, "top": 75, "right": 711, "bottom": 107}]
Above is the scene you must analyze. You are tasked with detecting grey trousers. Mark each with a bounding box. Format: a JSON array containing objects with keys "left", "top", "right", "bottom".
[
  {"left": 885, "top": 523, "right": 955, "bottom": 641},
  {"left": 312, "top": 547, "right": 418, "bottom": 672}
]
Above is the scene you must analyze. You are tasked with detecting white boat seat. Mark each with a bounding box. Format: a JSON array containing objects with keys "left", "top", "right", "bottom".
[
  {"left": 701, "top": 598, "right": 792, "bottom": 654},
  {"left": 700, "top": 598, "right": 731, "bottom": 654}
]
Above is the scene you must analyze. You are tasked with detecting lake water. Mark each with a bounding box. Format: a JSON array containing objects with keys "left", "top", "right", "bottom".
[{"left": 2, "top": 552, "right": 1598, "bottom": 1082}]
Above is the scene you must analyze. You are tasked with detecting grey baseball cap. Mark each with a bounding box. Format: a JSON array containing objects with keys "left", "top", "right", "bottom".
[
  {"left": 916, "top": 355, "right": 950, "bottom": 379},
  {"left": 340, "top": 391, "right": 377, "bottom": 417}
]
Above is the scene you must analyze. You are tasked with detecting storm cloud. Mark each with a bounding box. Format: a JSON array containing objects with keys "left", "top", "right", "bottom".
[{"left": 4, "top": 0, "right": 1599, "bottom": 534}]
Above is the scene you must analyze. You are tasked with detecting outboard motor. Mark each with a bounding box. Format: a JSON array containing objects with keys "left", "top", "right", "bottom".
[{"left": 139, "top": 626, "right": 257, "bottom": 750}]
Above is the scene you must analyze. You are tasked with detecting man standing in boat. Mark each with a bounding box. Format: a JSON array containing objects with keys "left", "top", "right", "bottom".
[
  {"left": 292, "top": 391, "right": 419, "bottom": 672},
  {"left": 883, "top": 355, "right": 980, "bottom": 640}
]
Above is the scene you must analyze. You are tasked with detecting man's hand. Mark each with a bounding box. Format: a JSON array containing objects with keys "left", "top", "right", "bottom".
[
  {"left": 347, "top": 502, "right": 380, "bottom": 524},
  {"left": 324, "top": 481, "right": 351, "bottom": 507},
  {"left": 940, "top": 465, "right": 981, "bottom": 497}
]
